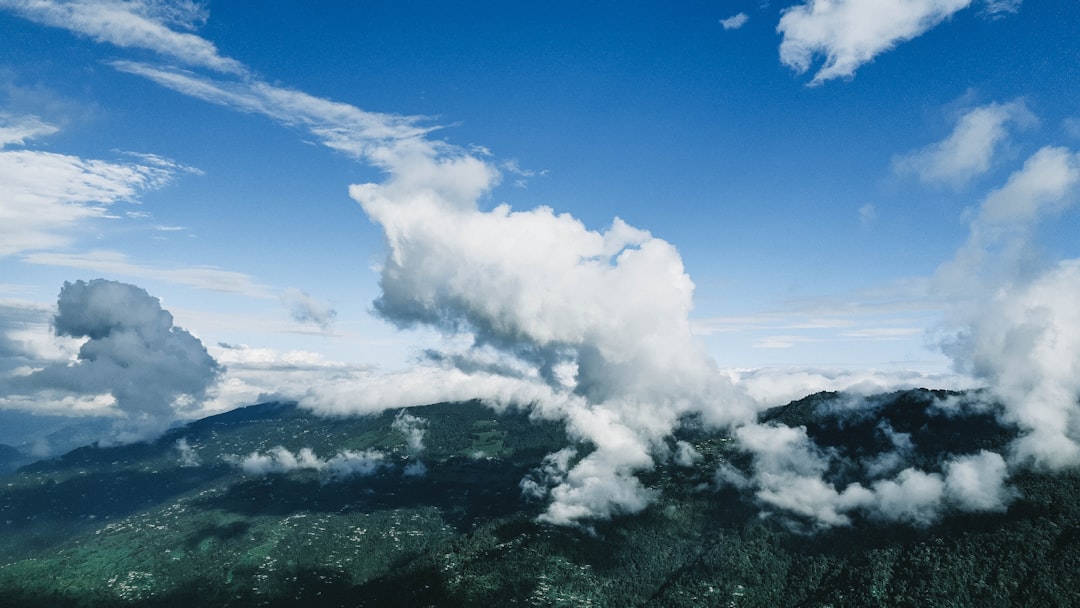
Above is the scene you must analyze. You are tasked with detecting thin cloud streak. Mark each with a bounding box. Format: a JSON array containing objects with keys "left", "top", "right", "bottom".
[
  {"left": 0, "top": 0, "right": 245, "bottom": 74},
  {"left": 22, "top": 250, "right": 273, "bottom": 298}
]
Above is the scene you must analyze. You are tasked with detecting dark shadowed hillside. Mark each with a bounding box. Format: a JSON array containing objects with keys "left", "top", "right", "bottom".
[{"left": 0, "top": 391, "right": 1078, "bottom": 607}]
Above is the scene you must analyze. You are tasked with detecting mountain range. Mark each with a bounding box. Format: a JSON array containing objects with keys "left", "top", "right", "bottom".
[{"left": 0, "top": 389, "right": 1078, "bottom": 607}]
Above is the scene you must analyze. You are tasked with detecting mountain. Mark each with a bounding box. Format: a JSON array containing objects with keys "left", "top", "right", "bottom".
[
  {"left": 0, "top": 391, "right": 1078, "bottom": 607},
  {"left": 0, "top": 444, "right": 26, "bottom": 475},
  {"left": 0, "top": 411, "right": 115, "bottom": 458}
]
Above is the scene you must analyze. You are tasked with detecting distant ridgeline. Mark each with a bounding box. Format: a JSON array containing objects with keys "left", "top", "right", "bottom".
[
  {"left": 0, "top": 444, "right": 27, "bottom": 476},
  {"left": 0, "top": 390, "right": 1077, "bottom": 607}
]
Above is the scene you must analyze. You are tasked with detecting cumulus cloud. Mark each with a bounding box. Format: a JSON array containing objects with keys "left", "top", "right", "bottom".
[
  {"left": 392, "top": 411, "right": 429, "bottom": 476},
  {"left": 943, "top": 260, "right": 1080, "bottom": 468},
  {"left": 720, "top": 13, "right": 749, "bottom": 30},
  {"left": 778, "top": 0, "right": 972, "bottom": 85},
  {"left": 936, "top": 145, "right": 1080, "bottom": 469},
  {"left": 895, "top": 100, "right": 1036, "bottom": 186},
  {"left": 5, "top": 279, "right": 221, "bottom": 439},
  {"left": 336, "top": 130, "right": 760, "bottom": 523}
]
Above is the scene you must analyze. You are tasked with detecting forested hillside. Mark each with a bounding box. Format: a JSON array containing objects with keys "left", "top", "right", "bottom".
[{"left": 0, "top": 391, "right": 1077, "bottom": 607}]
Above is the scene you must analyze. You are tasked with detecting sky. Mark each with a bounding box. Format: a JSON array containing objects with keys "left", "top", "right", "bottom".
[{"left": 2, "top": 1, "right": 1080, "bottom": 524}]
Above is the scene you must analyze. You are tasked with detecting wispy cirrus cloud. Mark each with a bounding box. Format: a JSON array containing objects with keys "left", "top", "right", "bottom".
[
  {"left": 0, "top": 114, "right": 184, "bottom": 256},
  {"left": 22, "top": 250, "right": 272, "bottom": 297},
  {"left": 778, "top": 0, "right": 972, "bottom": 85},
  {"left": 0, "top": 0, "right": 245, "bottom": 74},
  {"left": 109, "top": 61, "right": 435, "bottom": 165}
]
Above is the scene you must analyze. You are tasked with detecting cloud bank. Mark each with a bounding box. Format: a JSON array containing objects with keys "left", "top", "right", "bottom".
[
  {"left": 936, "top": 144, "right": 1080, "bottom": 470},
  {"left": 730, "top": 421, "right": 1012, "bottom": 528},
  {"left": 236, "top": 446, "right": 387, "bottom": 479}
]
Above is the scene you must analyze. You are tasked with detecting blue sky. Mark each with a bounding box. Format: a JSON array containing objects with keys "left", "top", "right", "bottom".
[{"left": 2, "top": 0, "right": 1080, "bottom": 437}]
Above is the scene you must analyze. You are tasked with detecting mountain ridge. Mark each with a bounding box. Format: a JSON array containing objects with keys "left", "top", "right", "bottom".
[{"left": 0, "top": 389, "right": 1077, "bottom": 607}]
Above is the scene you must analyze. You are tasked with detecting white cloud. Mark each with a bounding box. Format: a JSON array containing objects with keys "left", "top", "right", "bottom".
[
  {"left": 392, "top": 411, "right": 428, "bottom": 456},
  {"left": 109, "top": 60, "right": 434, "bottom": 166},
  {"left": 0, "top": 112, "right": 58, "bottom": 145},
  {"left": 237, "top": 445, "right": 388, "bottom": 479},
  {"left": 720, "top": 12, "right": 749, "bottom": 30},
  {"left": 733, "top": 421, "right": 1013, "bottom": 528},
  {"left": 944, "top": 450, "right": 1011, "bottom": 511},
  {"left": 974, "top": 146, "right": 1080, "bottom": 226},
  {"left": 736, "top": 422, "right": 871, "bottom": 527},
  {"left": 894, "top": 100, "right": 1036, "bottom": 186},
  {"left": 778, "top": 0, "right": 972, "bottom": 85},
  {"left": 674, "top": 440, "right": 702, "bottom": 467},
  {"left": 944, "top": 260, "right": 1080, "bottom": 469},
  {"left": 22, "top": 250, "right": 272, "bottom": 297},
  {"left": 521, "top": 447, "right": 577, "bottom": 500},
  {"left": 933, "top": 144, "right": 1080, "bottom": 471},
  {"left": 0, "top": 0, "right": 245, "bottom": 74},
  {"left": 867, "top": 467, "right": 945, "bottom": 525},
  {"left": 0, "top": 116, "right": 184, "bottom": 256}
]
